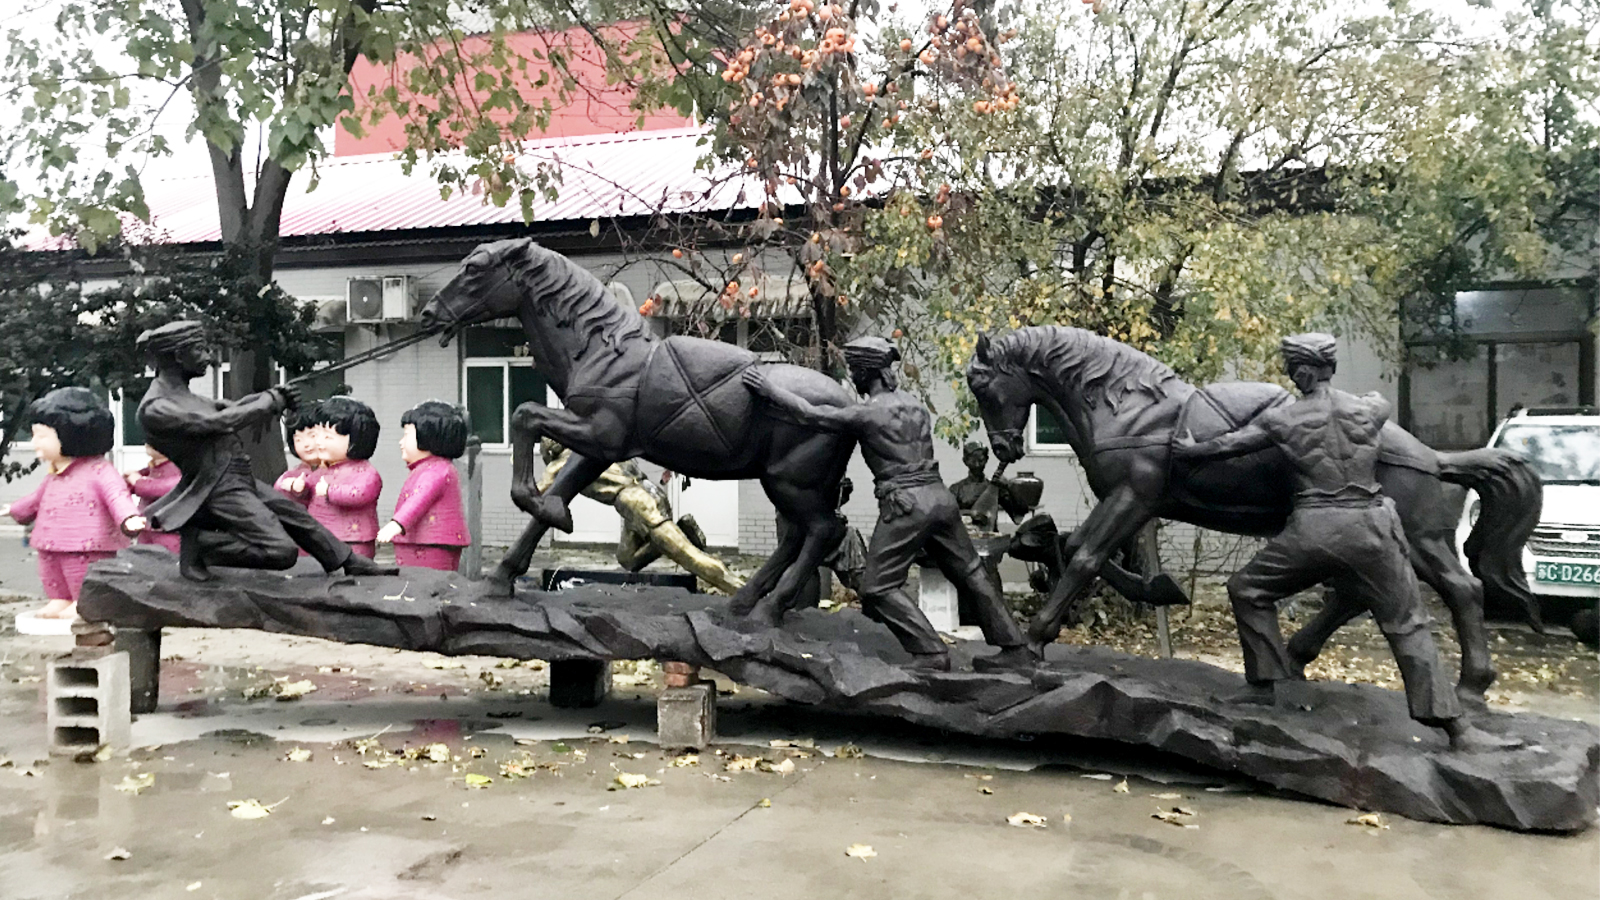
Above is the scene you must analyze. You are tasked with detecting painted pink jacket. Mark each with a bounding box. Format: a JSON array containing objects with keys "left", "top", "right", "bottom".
[
  {"left": 307, "top": 459, "right": 382, "bottom": 543},
  {"left": 8, "top": 456, "right": 139, "bottom": 552},
  {"left": 391, "top": 455, "right": 470, "bottom": 547},
  {"left": 129, "top": 460, "right": 182, "bottom": 547},
  {"left": 273, "top": 462, "right": 317, "bottom": 508}
]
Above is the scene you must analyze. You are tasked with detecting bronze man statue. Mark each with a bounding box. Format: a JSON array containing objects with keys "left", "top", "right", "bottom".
[
  {"left": 744, "top": 337, "right": 1035, "bottom": 671},
  {"left": 1175, "top": 333, "right": 1516, "bottom": 751},
  {"left": 135, "top": 321, "right": 399, "bottom": 582},
  {"left": 948, "top": 441, "right": 1002, "bottom": 533},
  {"left": 538, "top": 438, "right": 743, "bottom": 594}
]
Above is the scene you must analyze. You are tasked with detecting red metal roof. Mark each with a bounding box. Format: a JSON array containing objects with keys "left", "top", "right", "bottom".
[{"left": 34, "top": 127, "right": 773, "bottom": 249}]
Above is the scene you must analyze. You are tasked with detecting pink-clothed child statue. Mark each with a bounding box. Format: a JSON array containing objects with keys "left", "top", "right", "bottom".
[
  {"left": 378, "top": 401, "right": 471, "bottom": 571},
  {"left": 306, "top": 397, "right": 382, "bottom": 558},
  {"left": 126, "top": 444, "right": 182, "bottom": 553},
  {"left": 273, "top": 405, "right": 322, "bottom": 509},
  {"left": 2, "top": 388, "right": 146, "bottom": 619}
]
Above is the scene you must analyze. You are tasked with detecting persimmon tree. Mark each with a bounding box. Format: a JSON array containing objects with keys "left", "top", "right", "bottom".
[{"left": 620, "top": 0, "right": 1015, "bottom": 379}]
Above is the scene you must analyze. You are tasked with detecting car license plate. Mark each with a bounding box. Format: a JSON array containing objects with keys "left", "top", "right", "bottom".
[{"left": 1534, "top": 561, "right": 1600, "bottom": 585}]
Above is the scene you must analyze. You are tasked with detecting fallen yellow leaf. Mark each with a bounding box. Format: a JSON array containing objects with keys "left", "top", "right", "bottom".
[
  {"left": 227, "top": 799, "right": 279, "bottom": 819},
  {"left": 274, "top": 680, "right": 316, "bottom": 701},
  {"left": 115, "top": 773, "right": 155, "bottom": 794},
  {"left": 1007, "top": 811, "right": 1048, "bottom": 827},
  {"left": 844, "top": 843, "right": 877, "bottom": 860},
  {"left": 671, "top": 754, "right": 700, "bottom": 768},
  {"left": 612, "top": 772, "right": 659, "bottom": 789},
  {"left": 1113, "top": 779, "right": 1129, "bottom": 794},
  {"left": 1347, "top": 813, "right": 1389, "bottom": 829},
  {"left": 463, "top": 774, "right": 492, "bottom": 788},
  {"left": 284, "top": 748, "right": 312, "bottom": 763},
  {"left": 724, "top": 755, "right": 759, "bottom": 772}
]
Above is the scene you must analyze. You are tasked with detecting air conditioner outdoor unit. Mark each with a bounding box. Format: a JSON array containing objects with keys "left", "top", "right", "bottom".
[{"left": 347, "top": 275, "right": 413, "bottom": 323}]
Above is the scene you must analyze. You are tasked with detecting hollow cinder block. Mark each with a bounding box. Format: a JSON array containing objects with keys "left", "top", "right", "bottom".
[
  {"left": 658, "top": 682, "right": 716, "bottom": 750},
  {"left": 46, "top": 652, "right": 131, "bottom": 757}
]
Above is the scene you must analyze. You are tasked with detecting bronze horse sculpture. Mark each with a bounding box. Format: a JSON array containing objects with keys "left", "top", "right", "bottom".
[
  {"left": 418, "top": 239, "right": 854, "bottom": 618},
  {"left": 967, "top": 326, "right": 1542, "bottom": 702}
]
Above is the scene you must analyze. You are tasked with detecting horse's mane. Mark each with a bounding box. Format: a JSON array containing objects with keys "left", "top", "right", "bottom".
[
  {"left": 991, "top": 326, "right": 1181, "bottom": 412},
  {"left": 506, "top": 240, "right": 647, "bottom": 355}
]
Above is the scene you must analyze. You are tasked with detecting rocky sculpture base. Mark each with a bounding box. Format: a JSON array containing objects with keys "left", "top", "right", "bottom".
[{"left": 80, "top": 547, "right": 1597, "bottom": 832}]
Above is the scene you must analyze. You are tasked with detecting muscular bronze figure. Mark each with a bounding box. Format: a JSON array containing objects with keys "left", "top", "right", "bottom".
[
  {"left": 744, "top": 337, "right": 1035, "bottom": 671},
  {"left": 1176, "top": 333, "right": 1517, "bottom": 751}
]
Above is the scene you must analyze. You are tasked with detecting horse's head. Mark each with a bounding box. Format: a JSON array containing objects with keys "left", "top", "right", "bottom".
[
  {"left": 419, "top": 239, "right": 530, "bottom": 343},
  {"left": 966, "top": 332, "right": 1033, "bottom": 464}
]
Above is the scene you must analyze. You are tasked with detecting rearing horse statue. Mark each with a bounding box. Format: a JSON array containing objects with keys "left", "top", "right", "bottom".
[
  {"left": 967, "top": 326, "right": 1542, "bottom": 703},
  {"left": 418, "top": 239, "right": 856, "bottom": 618}
]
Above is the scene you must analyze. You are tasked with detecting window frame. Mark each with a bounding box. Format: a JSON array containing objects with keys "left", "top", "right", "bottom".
[
  {"left": 462, "top": 357, "right": 550, "bottom": 452},
  {"left": 1025, "top": 405, "right": 1076, "bottom": 457}
]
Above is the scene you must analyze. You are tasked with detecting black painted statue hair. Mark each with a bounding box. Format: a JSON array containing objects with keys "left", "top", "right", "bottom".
[
  {"left": 27, "top": 387, "right": 115, "bottom": 457},
  {"left": 401, "top": 400, "right": 468, "bottom": 459},
  {"left": 311, "top": 396, "right": 380, "bottom": 461},
  {"left": 283, "top": 402, "right": 322, "bottom": 461}
]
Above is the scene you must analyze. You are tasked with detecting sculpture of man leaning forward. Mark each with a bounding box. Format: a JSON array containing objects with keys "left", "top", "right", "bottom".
[
  {"left": 744, "top": 337, "right": 1035, "bottom": 671},
  {"left": 136, "top": 321, "right": 398, "bottom": 583},
  {"left": 1175, "top": 333, "right": 1518, "bottom": 751}
]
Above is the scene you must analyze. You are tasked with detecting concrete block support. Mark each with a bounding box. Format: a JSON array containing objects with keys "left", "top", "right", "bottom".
[
  {"left": 46, "top": 652, "right": 131, "bottom": 757},
  {"left": 113, "top": 629, "right": 162, "bottom": 715},
  {"left": 658, "top": 682, "right": 716, "bottom": 750},
  {"left": 548, "top": 659, "right": 611, "bottom": 708}
]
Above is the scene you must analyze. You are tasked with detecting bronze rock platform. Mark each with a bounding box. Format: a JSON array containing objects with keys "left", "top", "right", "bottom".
[{"left": 80, "top": 547, "right": 1598, "bottom": 832}]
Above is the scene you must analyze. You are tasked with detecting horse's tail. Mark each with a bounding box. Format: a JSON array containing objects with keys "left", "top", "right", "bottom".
[{"left": 1437, "top": 448, "right": 1544, "bottom": 631}]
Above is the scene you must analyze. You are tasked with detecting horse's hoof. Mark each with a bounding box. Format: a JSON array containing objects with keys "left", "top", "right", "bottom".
[
  {"left": 478, "top": 569, "right": 517, "bottom": 598},
  {"left": 529, "top": 495, "right": 574, "bottom": 533},
  {"left": 726, "top": 589, "right": 759, "bottom": 617},
  {"left": 1145, "top": 573, "right": 1191, "bottom": 606},
  {"left": 1455, "top": 686, "right": 1490, "bottom": 713}
]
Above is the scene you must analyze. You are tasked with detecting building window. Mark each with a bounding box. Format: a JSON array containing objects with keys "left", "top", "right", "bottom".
[
  {"left": 1403, "top": 338, "right": 1590, "bottom": 449},
  {"left": 464, "top": 326, "right": 547, "bottom": 448},
  {"left": 1027, "top": 404, "right": 1073, "bottom": 455}
]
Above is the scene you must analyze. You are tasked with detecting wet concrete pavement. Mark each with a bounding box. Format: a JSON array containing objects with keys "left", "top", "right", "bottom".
[{"left": 1, "top": 586, "right": 1598, "bottom": 897}]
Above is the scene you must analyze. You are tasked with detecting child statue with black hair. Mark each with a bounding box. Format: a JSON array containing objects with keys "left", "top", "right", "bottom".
[
  {"left": 273, "top": 404, "right": 323, "bottom": 509},
  {"left": 377, "top": 401, "right": 471, "bottom": 570},
  {"left": 306, "top": 397, "right": 383, "bottom": 558},
  {"left": 2, "top": 388, "right": 146, "bottom": 619}
]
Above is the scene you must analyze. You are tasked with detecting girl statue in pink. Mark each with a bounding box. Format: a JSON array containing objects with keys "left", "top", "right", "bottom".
[
  {"left": 2, "top": 388, "right": 145, "bottom": 619},
  {"left": 377, "top": 401, "right": 470, "bottom": 570},
  {"left": 306, "top": 397, "right": 382, "bottom": 558},
  {"left": 126, "top": 444, "right": 182, "bottom": 553},
  {"left": 273, "top": 405, "right": 323, "bottom": 508}
]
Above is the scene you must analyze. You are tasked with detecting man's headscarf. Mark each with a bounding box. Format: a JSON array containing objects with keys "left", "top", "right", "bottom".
[
  {"left": 1280, "top": 333, "right": 1337, "bottom": 373},
  {"left": 136, "top": 321, "right": 208, "bottom": 358},
  {"left": 842, "top": 336, "right": 900, "bottom": 377}
]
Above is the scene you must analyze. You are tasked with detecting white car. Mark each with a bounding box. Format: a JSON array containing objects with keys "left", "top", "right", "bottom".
[{"left": 1457, "top": 408, "right": 1600, "bottom": 640}]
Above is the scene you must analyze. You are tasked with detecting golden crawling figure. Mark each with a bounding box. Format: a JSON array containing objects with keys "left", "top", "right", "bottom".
[{"left": 538, "top": 439, "right": 743, "bottom": 595}]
